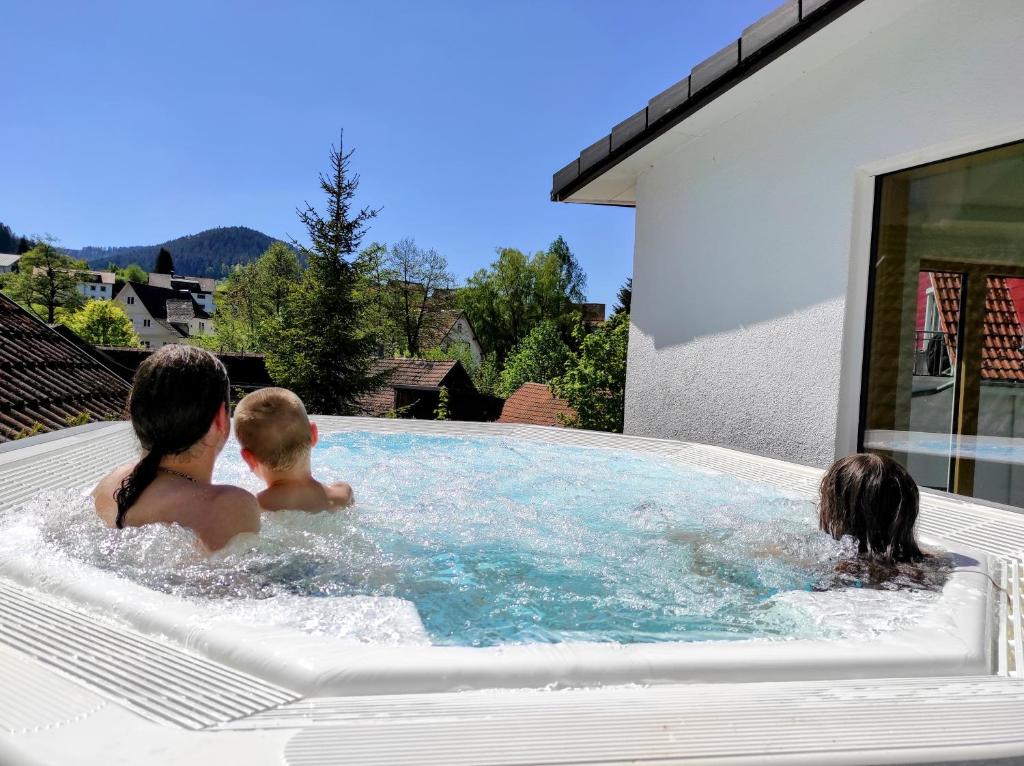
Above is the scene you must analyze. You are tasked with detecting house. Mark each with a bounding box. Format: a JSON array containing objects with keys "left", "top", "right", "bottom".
[
  {"left": 148, "top": 273, "right": 217, "bottom": 315},
  {"left": 0, "top": 254, "right": 19, "bottom": 274},
  {"left": 115, "top": 281, "right": 214, "bottom": 348},
  {"left": 0, "top": 292, "right": 129, "bottom": 441},
  {"left": 355, "top": 358, "right": 498, "bottom": 420},
  {"left": 575, "top": 303, "right": 606, "bottom": 327},
  {"left": 75, "top": 270, "right": 116, "bottom": 301},
  {"left": 497, "top": 382, "right": 576, "bottom": 427},
  {"left": 31, "top": 267, "right": 116, "bottom": 300},
  {"left": 94, "top": 347, "right": 275, "bottom": 394},
  {"left": 422, "top": 310, "right": 485, "bottom": 364},
  {"left": 551, "top": 0, "right": 1024, "bottom": 507}
]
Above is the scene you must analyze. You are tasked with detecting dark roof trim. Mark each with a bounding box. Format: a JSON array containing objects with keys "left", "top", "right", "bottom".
[{"left": 551, "top": 0, "right": 866, "bottom": 203}]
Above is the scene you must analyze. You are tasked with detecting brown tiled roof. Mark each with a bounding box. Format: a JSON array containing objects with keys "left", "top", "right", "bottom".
[
  {"left": 0, "top": 293, "right": 130, "bottom": 441},
  {"left": 354, "top": 358, "right": 463, "bottom": 416},
  {"left": 497, "top": 382, "right": 576, "bottom": 427},
  {"left": 931, "top": 273, "right": 1024, "bottom": 382}
]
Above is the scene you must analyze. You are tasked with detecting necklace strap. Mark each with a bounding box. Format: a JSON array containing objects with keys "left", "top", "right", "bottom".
[{"left": 157, "top": 466, "right": 200, "bottom": 484}]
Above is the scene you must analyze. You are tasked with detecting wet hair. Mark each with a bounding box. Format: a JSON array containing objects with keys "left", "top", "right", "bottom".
[
  {"left": 818, "top": 453, "right": 924, "bottom": 563},
  {"left": 114, "top": 345, "right": 230, "bottom": 528},
  {"left": 233, "top": 388, "right": 313, "bottom": 471}
]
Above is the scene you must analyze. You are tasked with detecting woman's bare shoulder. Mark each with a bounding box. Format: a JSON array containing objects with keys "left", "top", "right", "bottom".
[{"left": 92, "top": 463, "right": 135, "bottom": 502}]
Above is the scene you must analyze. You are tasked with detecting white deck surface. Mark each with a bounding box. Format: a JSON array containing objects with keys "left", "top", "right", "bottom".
[{"left": 1, "top": 418, "right": 1023, "bottom": 765}]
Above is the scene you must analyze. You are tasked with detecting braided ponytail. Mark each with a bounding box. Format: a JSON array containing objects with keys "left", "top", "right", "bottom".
[
  {"left": 114, "top": 345, "right": 230, "bottom": 527},
  {"left": 114, "top": 448, "right": 165, "bottom": 528}
]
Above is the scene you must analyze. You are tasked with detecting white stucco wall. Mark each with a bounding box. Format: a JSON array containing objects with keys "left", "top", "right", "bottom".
[{"left": 624, "top": 0, "right": 1024, "bottom": 467}]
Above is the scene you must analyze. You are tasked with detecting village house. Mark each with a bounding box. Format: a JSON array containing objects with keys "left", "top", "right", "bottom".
[
  {"left": 115, "top": 281, "right": 213, "bottom": 348},
  {"left": 147, "top": 272, "right": 217, "bottom": 315},
  {"left": 355, "top": 358, "right": 499, "bottom": 421},
  {"left": 422, "top": 310, "right": 485, "bottom": 364},
  {"left": 0, "top": 254, "right": 19, "bottom": 274},
  {"left": 75, "top": 270, "right": 116, "bottom": 301}
]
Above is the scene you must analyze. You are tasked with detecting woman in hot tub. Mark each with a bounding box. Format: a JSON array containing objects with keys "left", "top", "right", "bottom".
[{"left": 92, "top": 345, "right": 261, "bottom": 552}]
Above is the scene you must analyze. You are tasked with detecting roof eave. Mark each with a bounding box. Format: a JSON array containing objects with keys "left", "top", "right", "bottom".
[{"left": 551, "top": 0, "right": 866, "bottom": 204}]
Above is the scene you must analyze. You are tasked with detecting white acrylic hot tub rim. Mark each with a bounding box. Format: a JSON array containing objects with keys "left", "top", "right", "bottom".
[{"left": 0, "top": 528, "right": 995, "bottom": 696}]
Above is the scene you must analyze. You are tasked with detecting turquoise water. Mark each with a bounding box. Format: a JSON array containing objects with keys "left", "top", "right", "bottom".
[
  {"left": 210, "top": 432, "right": 845, "bottom": 645},
  {"left": 5, "top": 432, "right": 944, "bottom": 647}
]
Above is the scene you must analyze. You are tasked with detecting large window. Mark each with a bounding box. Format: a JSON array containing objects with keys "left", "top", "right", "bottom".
[{"left": 862, "top": 141, "right": 1024, "bottom": 507}]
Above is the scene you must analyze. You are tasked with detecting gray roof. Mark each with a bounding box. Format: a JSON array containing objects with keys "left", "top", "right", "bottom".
[
  {"left": 0, "top": 254, "right": 20, "bottom": 268},
  {"left": 551, "top": 0, "right": 863, "bottom": 203}
]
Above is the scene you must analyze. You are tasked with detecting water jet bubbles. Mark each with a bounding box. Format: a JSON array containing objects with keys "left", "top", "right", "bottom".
[{"left": 0, "top": 433, "right": 949, "bottom": 647}]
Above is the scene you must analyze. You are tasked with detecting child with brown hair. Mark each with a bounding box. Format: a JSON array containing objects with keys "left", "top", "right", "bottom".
[
  {"left": 233, "top": 387, "right": 354, "bottom": 512},
  {"left": 819, "top": 453, "right": 925, "bottom": 565}
]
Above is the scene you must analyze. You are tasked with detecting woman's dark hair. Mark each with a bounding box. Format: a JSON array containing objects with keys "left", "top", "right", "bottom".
[
  {"left": 818, "top": 453, "right": 923, "bottom": 563},
  {"left": 114, "top": 345, "right": 230, "bottom": 528}
]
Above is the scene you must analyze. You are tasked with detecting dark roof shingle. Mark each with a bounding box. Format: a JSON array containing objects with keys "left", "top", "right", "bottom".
[
  {"left": 0, "top": 293, "right": 130, "bottom": 441},
  {"left": 121, "top": 281, "right": 211, "bottom": 321}
]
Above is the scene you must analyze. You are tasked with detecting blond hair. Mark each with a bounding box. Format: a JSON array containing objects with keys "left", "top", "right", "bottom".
[{"left": 234, "top": 387, "right": 312, "bottom": 470}]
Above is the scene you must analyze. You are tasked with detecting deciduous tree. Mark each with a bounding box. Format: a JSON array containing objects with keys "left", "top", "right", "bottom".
[
  {"left": 3, "top": 240, "right": 86, "bottom": 322},
  {"left": 496, "top": 320, "right": 575, "bottom": 398},
  {"left": 61, "top": 300, "right": 140, "bottom": 347},
  {"left": 551, "top": 312, "right": 629, "bottom": 433},
  {"left": 458, "top": 237, "right": 588, "bottom": 364}
]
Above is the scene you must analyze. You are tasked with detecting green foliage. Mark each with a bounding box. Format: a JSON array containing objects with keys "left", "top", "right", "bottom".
[
  {"left": 420, "top": 341, "right": 500, "bottom": 396},
  {"left": 64, "top": 411, "right": 92, "bottom": 427},
  {"left": 357, "top": 238, "right": 455, "bottom": 356},
  {"left": 496, "top": 320, "right": 574, "bottom": 398},
  {"left": 434, "top": 385, "right": 450, "bottom": 421},
  {"left": 203, "top": 241, "right": 301, "bottom": 352},
  {"left": 14, "top": 423, "right": 46, "bottom": 440},
  {"left": 3, "top": 241, "right": 86, "bottom": 323},
  {"left": 0, "top": 222, "right": 33, "bottom": 255},
  {"left": 61, "top": 300, "right": 141, "bottom": 347},
  {"left": 613, "top": 277, "right": 632, "bottom": 316},
  {"left": 551, "top": 312, "right": 630, "bottom": 433},
  {"left": 262, "top": 135, "right": 386, "bottom": 415},
  {"left": 115, "top": 263, "right": 148, "bottom": 284},
  {"left": 458, "top": 236, "right": 587, "bottom": 364},
  {"left": 153, "top": 247, "right": 174, "bottom": 274},
  {"left": 76, "top": 226, "right": 285, "bottom": 278}
]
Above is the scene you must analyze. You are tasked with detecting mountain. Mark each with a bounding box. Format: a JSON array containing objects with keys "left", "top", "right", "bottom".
[{"left": 74, "top": 226, "right": 285, "bottom": 277}]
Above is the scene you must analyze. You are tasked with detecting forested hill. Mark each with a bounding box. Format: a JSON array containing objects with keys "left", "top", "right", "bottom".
[{"left": 74, "top": 226, "right": 285, "bottom": 277}]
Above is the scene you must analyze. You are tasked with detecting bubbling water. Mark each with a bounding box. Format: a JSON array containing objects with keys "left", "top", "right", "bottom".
[{"left": 0, "top": 433, "right": 949, "bottom": 646}]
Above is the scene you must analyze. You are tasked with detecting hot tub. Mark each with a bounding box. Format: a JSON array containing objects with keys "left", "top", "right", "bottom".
[{"left": 0, "top": 419, "right": 999, "bottom": 696}]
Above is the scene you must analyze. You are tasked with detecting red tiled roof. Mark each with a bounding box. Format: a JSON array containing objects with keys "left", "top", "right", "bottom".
[
  {"left": 497, "top": 382, "right": 576, "bottom": 427},
  {"left": 931, "top": 273, "right": 1024, "bottom": 382},
  {"left": 0, "top": 293, "right": 130, "bottom": 441}
]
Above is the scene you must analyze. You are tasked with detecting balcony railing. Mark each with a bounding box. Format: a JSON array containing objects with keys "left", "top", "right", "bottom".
[{"left": 913, "top": 330, "right": 953, "bottom": 377}]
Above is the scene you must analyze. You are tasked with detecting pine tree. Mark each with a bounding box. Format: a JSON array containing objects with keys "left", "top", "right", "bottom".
[
  {"left": 613, "top": 277, "right": 632, "bottom": 316},
  {"left": 154, "top": 247, "right": 174, "bottom": 274},
  {"left": 263, "top": 134, "right": 387, "bottom": 414},
  {"left": 16, "top": 237, "right": 32, "bottom": 255}
]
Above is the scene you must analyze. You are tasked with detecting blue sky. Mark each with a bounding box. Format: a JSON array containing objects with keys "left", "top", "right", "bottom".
[{"left": 3, "top": 0, "right": 779, "bottom": 307}]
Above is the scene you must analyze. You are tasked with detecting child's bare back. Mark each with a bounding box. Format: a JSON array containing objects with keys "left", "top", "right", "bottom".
[
  {"left": 257, "top": 477, "right": 354, "bottom": 513},
  {"left": 234, "top": 387, "right": 355, "bottom": 513}
]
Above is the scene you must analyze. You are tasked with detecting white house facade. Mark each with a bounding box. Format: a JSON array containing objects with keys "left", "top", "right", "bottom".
[
  {"left": 439, "top": 312, "right": 484, "bottom": 365},
  {"left": 553, "top": 0, "right": 1024, "bottom": 507},
  {"left": 0, "top": 254, "right": 19, "bottom": 274},
  {"left": 76, "top": 271, "right": 115, "bottom": 301},
  {"left": 115, "top": 281, "right": 214, "bottom": 349}
]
